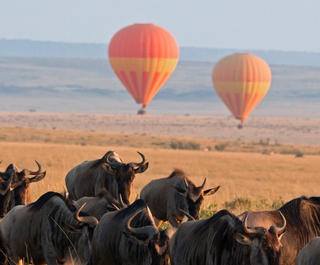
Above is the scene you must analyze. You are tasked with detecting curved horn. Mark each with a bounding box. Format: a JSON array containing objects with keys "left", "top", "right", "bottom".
[
  {"left": 119, "top": 194, "right": 127, "bottom": 208},
  {"left": 26, "top": 160, "right": 42, "bottom": 175},
  {"left": 199, "top": 178, "right": 207, "bottom": 189},
  {"left": 272, "top": 211, "right": 287, "bottom": 236},
  {"left": 111, "top": 203, "right": 120, "bottom": 211},
  {"left": 105, "top": 151, "right": 122, "bottom": 167},
  {"left": 75, "top": 203, "right": 99, "bottom": 226},
  {"left": 146, "top": 206, "right": 157, "bottom": 227},
  {"left": 131, "top": 152, "right": 145, "bottom": 167},
  {"left": 243, "top": 213, "right": 258, "bottom": 235},
  {"left": 125, "top": 208, "right": 158, "bottom": 241},
  {"left": 178, "top": 209, "right": 195, "bottom": 221},
  {"left": 184, "top": 178, "right": 189, "bottom": 189}
]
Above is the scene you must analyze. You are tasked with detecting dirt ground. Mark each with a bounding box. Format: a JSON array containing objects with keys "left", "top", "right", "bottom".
[{"left": 0, "top": 112, "right": 318, "bottom": 145}]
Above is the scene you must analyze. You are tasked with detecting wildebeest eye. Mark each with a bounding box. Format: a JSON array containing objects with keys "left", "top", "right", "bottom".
[{"left": 175, "top": 187, "right": 187, "bottom": 194}]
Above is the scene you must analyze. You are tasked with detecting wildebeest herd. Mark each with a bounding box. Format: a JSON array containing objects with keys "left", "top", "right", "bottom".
[{"left": 0, "top": 150, "right": 318, "bottom": 265}]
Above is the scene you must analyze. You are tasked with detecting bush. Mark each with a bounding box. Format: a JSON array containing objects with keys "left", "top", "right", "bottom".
[
  {"left": 200, "top": 203, "right": 218, "bottom": 219},
  {"left": 224, "top": 197, "right": 252, "bottom": 211},
  {"left": 271, "top": 197, "right": 285, "bottom": 209},
  {"left": 215, "top": 143, "right": 228, "bottom": 151},
  {"left": 170, "top": 140, "right": 201, "bottom": 150}
]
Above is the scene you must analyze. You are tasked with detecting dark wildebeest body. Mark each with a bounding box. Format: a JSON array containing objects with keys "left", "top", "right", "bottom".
[
  {"left": 170, "top": 209, "right": 286, "bottom": 265},
  {"left": 92, "top": 199, "right": 172, "bottom": 265},
  {"left": 66, "top": 151, "right": 148, "bottom": 204},
  {"left": 238, "top": 196, "right": 320, "bottom": 265},
  {"left": 140, "top": 169, "right": 191, "bottom": 227},
  {"left": 296, "top": 236, "right": 320, "bottom": 265},
  {"left": 76, "top": 188, "right": 123, "bottom": 220},
  {"left": 141, "top": 169, "right": 220, "bottom": 226},
  {"left": 0, "top": 192, "right": 98, "bottom": 265}
]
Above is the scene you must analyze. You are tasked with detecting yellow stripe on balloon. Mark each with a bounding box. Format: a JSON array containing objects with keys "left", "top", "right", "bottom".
[
  {"left": 213, "top": 81, "right": 270, "bottom": 122},
  {"left": 109, "top": 57, "right": 178, "bottom": 106}
]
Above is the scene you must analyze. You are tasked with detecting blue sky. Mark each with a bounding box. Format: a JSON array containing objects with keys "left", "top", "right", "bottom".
[{"left": 1, "top": 0, "right": 319, "bottom": 52}]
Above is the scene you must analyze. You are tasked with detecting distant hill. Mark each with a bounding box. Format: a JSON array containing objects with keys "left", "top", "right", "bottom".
[
  {"left": 1, "top": 39, "right": 320, "bottom": 67},
  {"left": 0, "top": 56, "right": 319, "bottom": 117}
]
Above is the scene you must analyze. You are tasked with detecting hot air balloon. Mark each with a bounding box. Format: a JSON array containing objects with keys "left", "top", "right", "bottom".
[
  {"left": 108, "top": 23, "right": 179, "bottom": 114},
  {"left": 212, "top": 53, "right": 271, "bottom": 128}
]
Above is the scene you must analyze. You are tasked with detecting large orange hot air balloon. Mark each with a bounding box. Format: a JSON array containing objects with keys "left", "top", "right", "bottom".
[
  {"left": 212, "top": 53, "right": 271, "bottom": 128},
  {"left": 108, "top": 23, "right": 179, "bottom": 114}
]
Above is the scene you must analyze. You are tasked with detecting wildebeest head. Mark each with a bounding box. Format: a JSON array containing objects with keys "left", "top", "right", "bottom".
[
  {"left": 235, "top": 211, "right": 286, "bottom": 265},
  {"left": 187, "top": 177, "right": 220, "bottom": 219},
  {"left": 6, "top": 161, "right": 46, "bottom": 205},
  {"left": 105, "top": 151, "right": 148, "bottom": 205},
  {"left": 121, "top": 199, "right": 173, "bottom": 265}
]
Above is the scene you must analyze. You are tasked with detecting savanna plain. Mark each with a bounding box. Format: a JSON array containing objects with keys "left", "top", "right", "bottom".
[{"left": 1, "top": 113, "right": 319, "bottom": 217}]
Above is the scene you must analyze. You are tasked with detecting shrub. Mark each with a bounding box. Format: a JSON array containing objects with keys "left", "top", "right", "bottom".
[
  {"left": 215, "top": 143, "right": 228, "bottom": 151},
  {"left": 170, "top": 140, "right": 201, "bottom": 150},
  {"left": 224, "top": 197, "right": 252, "bottom": 211},
  {"left": 200, "top": 203, "right": 218, "bottom": 219}
]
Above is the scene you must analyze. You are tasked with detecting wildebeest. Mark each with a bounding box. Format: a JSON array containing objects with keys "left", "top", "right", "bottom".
[
  {"left": 0, "top": 161, "right": 45, "bottom": 218},
  {"left": 140, "top": 169, "right": 191, "bottom": 227},
  {"left": 0, "top": 191, "right": 98, "bottom": 265},
  {"left": 66, "top": 151, "right": 148, "bottom": 203},
  {"left": 91, "top": 199, "right": 173, "bottom": 265},
  {"left": 76, "top": 188, "right": 124, "bottom": 220},
  {"left": 169, "top": 209, "right": 286, "bottom": 265},
  {"left": 238, "top": 196, "right": 320, "bottom": 265},
  {"left": 6, "top": 161, "right": 46, "bottom": 206},
  {"left": 296, "top": 236, "right": 320, "bottom": 265},
  {"left": 141, "top": 169, "right": 219, "bottom": 226}
]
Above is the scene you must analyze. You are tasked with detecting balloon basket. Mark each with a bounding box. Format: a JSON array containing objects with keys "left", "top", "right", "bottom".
[
  {"left": 237, "top": 123, "right": 243, "bottom": 129},
  {"left": 137, "top": 108, "right": 146, "bottom": 115}
]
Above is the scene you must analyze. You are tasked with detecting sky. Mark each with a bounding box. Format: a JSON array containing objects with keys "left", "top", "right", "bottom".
[{"left": 1, "top": 0, "right": 319, "bottom": 52}]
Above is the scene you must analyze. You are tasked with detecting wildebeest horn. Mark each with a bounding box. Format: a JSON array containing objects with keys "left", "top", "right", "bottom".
[
  {"left": 199, "top": 178, "right": 207, "bottom": 189},
  {"left": 25, "top": 161, "right": 46, "bottom": 183},
  {"left": 105, "top": 152, "right": 122, "bottom": 167},
  {"left": 243, "top": 213, "right": 266, "bottom": 235},
  {"left": 184, "top": 178, "right": 189, "bottom": 189},
  {"left": 270, "top": 211, "right": 286, "bottom": 236},
  {"left": 75, "top": 203, "right": 99, "bottom": 226},
  {"left": 146, "top": 206, "right": 157, "bottom": 227},
  {"left": 119, "top": 194, "right": 127, "bottom": 208},
  {"left": 178, "top": 209, "right": 195, "bottom": 221},
  {"left": 131, "top": 152, "right": 145, "bottom": 167},
  {"left": 111, "top": 203, "right": 120, "bottom": 211},
  {"left": 125, "top": 208, "right": 159, "bottom": 242}
]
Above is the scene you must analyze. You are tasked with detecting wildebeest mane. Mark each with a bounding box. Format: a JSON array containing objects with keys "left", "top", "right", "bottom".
[
  {"left": 28, "top": 191, "right": 74, "bottom": 212},
  {"left": 280, "top": 196, "right": 320, "bottom": 244},
  {"left": 178, "top": 209, "right": 256, "bottom": 265},
  {"left": 167, "top": 169, "right": 187, "bottom": 179},
  {"left": 109, "top": 199, "right": 154, "bottom": 265}
]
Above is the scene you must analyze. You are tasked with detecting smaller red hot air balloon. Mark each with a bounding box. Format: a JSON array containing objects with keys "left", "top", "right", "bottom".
[
  {"left": 108, "top": 23, "right": 179, "bottom": 114},
  {"left": 212, "top": 53, "right": 272, "bottom": 128}
]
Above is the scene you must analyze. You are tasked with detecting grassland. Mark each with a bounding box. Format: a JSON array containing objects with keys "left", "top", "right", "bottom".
[{"left": 1, "top": 126, "right": 319, "bottom": 215}]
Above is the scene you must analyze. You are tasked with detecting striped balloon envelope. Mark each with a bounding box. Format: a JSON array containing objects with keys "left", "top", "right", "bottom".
[
  {"left": 212, "top": 53, "right": 271, "bottom": 128},
  {"left": 108, "top": 23, "right": 179, "bottom": 114}
]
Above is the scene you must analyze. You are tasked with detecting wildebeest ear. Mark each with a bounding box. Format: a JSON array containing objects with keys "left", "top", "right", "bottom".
[
  {"left": 134, "top": 162, "right": 149, "bottom": 174},
  {"left": 203, "top": 186, "right": 221, "bottom": 196},
  {"left": 234, "top": 232, "right": 252, "bottom": 245}
]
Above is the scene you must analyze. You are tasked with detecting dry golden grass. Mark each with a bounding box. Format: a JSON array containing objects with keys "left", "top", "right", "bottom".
[{"left": 1, "top": 130, "right": 319, "bottom": 214}]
